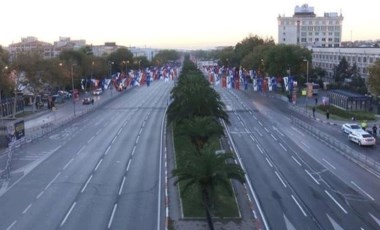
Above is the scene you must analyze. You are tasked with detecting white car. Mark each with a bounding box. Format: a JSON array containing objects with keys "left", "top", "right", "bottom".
[
  {"left": 348, "top": 130, "right": 376, "bottom": 146},
  {"left": 341, "top": 123, "right": 362, "bottom": 134},
  {"left": 92, "top": 88, "right": 103, "bottom": 96}
]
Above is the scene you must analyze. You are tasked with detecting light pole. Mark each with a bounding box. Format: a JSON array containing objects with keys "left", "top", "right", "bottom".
[
  {"left": 71, "top": 64, "right": 76, "bottom": 117},
  {"left": 304, "top": 59, "right": 309, "bottom": 83}
]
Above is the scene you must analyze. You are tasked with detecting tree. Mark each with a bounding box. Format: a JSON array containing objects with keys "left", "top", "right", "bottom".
[
  {"left": 0, "top": 46, "right": 11, "bottom": 98},
  {"left": 177, "top": 116, "right": 224, "bottom": 153},
  {"left": 368, "top": 60, "right": 380, "bottom": 97},
  {"left": 334, "top": 57, "right": 350, "bottom": 83},
  {"left": 107, "top": 48, "right": 134, "bottom": 73},
  {"left": 172, "top": 147, "right": 245, "bottom": 230},
  {"left": 152, "top": 49, "right": 180, "bottom": 66}
]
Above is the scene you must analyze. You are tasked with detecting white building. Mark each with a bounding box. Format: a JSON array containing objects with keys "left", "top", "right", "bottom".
[
  {"left": 278, "top": 4, "right": 343, "bottom": 47},
  {"left": 311, "top": 47, "right": 380, "bottom": 81}
]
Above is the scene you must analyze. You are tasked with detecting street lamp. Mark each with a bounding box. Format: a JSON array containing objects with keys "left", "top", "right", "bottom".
[{"left": 304, "top": 59, "right": 309, "bottom": 83}]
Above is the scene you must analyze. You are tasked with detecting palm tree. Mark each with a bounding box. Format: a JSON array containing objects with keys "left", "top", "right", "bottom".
[
  {"left": 172, "top": 147, "right": 245, "bottom": 230},
  {"left": 177, "top": 116, "right": 224, "bottom": 153}
]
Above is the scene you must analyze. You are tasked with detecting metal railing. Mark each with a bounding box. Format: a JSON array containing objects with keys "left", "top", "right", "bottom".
[{"left": 291, "top": 116, "right": 380, "bottom": 175}]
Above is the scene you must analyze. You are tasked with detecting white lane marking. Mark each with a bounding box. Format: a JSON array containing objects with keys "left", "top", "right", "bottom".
[
  {"left": 325, "top": 190, "right": 348, "bottom": 214},
  {"left": 126, "top": 159, "right": 132, "bottom": 171},
  {"left": 96, "top": 129, "right": 101, "bottom": 135},
  {"left": 135, "top": 136, "right": 140, "bottom": 144},
  {"left": 279, "top": 143, "right": 287, "bottom": 151},
  {"left": 322, "top": 158, "right": 336, "bottom": 170},
  {"left": 256, "top": 144, "right": 264, "bottom": 154},
  {"left": 326, "top": 213, "right": 344, "bottom": 230},
  {"left": 271, "top": 134, "right": 277, "bottom": 141},
  {"left": 264, "top": 127, "right": 269, "bottom": 133},
  {"left": 369, "top": 212, "right": 380, "bottom": 228},
  {"left": 275, "top": 171, "right": 287, "bottom": 188},
  {"left": 108, "top": 204, "right": 118, "bottom": 229},
  {"left": 131, "top": 146, "right": 136, "bottom": 156},
  {"left": 94, "top": 159, "right": 103, "bottom": 171},
  {"left": 249, "top": 135, "right": 256, "bottom": 142},
  {"left": 36, "top": 191, "right": 44, "bottom": 199},
  {"left": 119, "top": 177, "right": 126, "bottom": 195},
  {"left": 265, "top": 158, "right": 273, "bottom": 168},
  {"left": 301, "top": 142, "right": 310, "bottom": 149},
  {"left": 351, "top": 181, "right": 375, "bottom": 201},
  {"left": 22, "top": 204, "right": 32, "bottom": 214},
  {"left": 274, "top": 127, "right": 285, "bottom": 137},
  {"left": 60, "top": 202, "right": 77, "bottom": 227},
  {"left": 87, "top": 136, "right": 95, "bottom": 144},
  {"left": 105, "top": 146, "right": 111, "bottom": 155},
  {"left": 291, "top": 195, "right": 308, "bottom": 217},
  {"left": 117, "top": 129, "right": 122, "bottom": 135},
  {"left": 6, "top": 221, "right": 17, "bottom": 230},
  {"left": 291, "top": 156, "right": 302, "bottom": 166},
  {"left": 252, "top": 114, "right": 257, "bottom": 120},
  {"left": 112, "top": 136, "right": 117, "bottom": 144},
  {"left": 240, "top": 121, "right": 244, "bottom": 126},
  {"left": 258, "top": 121, "right": 263, "bottom": 126},
  {"left": 45, "top": 172, "right": 61, "bottom": 190},
  {"left": 305, "top": 169, "right": 320, "bottom": 185},
  {"left": 139, "top": 128, "right": 143, "bottom": 135},
  {"left": 81, "top": 175, "right": 93, "bottom": 193},
  {"left": 76, "top": 146, "right": 86, "bottom": 155},
  {"left": 63, "top": 158, "right": 74, "bottom": 170},
  {"left": 291, "top": 126, "right": 305, "bottom": 137}
]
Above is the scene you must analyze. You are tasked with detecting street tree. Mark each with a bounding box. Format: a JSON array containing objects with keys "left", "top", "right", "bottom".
[
  {"left": 152, "top": 49, "right": 180, "bottom": 66},
  {"left": 172, "top": 147, "right": 245, "bottom": 230},
  {"left": 368, "top": 60, "right": 380, "bottom": 97}
]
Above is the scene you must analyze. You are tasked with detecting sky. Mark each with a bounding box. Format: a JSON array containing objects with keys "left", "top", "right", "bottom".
[{"left": 1, "top": 0, "right": 380, "bottom": 50}]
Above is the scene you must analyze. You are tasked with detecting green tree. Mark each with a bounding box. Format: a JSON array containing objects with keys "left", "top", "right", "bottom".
[
  {"left": 0, "top": 46, "right": 11, "bottom": 97},
  {"left": 334, "top": 57, "right": 350, "bottom": 83},
  {"left": 152, "top": 49, "right": 180, "bottom": 65},
  {"left": 177, "top": 116, "right": 224, "bottom": 152},
  {"left": 173, "top": 147, "right": 245, "bottom": 230},
  {"left": 368, "top": 60, "right": 380, "bottom": 97},
  {"left": 107, "top": 48, "right": 134, "bottom": 73}
]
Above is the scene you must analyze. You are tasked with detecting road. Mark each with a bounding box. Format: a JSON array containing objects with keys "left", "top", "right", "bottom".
[
  {"left": 0, "top": 80, "right": 172, "bottom": 230},
  {"left": 217, "top": 87, "right": 380, "bottom": 230}
]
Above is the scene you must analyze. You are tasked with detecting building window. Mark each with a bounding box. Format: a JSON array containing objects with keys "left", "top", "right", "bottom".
[
  {"left": 328, "top": 38, "right": 333, "bottom": 41},
  {"left": 315, "top": 32, "right": 319, "bottom": 36},
  {"left": 322, "top": 38, "right": 326, "bottom": 41},
  {"left": 309, "top": 32, "right": 313, "bottom": 36},
  {"left": 315, "top": 38, "right": 319, "bottom": 42},
  {"left": 334, "top": 38, "right": 339, "bottom": 42},
  {"left": 369, "top": 57, "right": 373, "bottom": 63},
  {"left": 301, "top": 38, "right": 307, "bottom": 42}
]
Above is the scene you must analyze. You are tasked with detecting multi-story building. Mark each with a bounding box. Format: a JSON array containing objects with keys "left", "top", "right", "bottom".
[
  {"left": 7, "top": 36, "right": 53, "bottom": 60},
  {"left": 311, "top": 47, "right": 380, "bottom": 81},
  {"left": 278, "top": 4, "right": 343, "bottom": 48}
]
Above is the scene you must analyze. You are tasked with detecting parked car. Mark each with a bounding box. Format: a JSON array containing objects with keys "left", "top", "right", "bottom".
[
  {"left": 341, "top": 123, "right": 362, "bottom": 134},
  {"left": 348, "top": 130, "right": 376, "bottom": 146},
  {"left": 92, "top": 88, "right": 103, "bottom": 96},
  {"left": 82, "top": 97, "right": 94, "bottom": 105}
]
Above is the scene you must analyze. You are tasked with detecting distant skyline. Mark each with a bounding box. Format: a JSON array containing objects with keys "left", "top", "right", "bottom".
[{"left": 1, "top": 0, "right": 380, "bottom": 50}]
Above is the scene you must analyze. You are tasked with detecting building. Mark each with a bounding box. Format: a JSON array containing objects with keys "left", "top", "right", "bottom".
[
  {"left": 311, "top": 47, "right": 380, "bottom": 81},
  {"left": 278, "top": 4, "right": 343, "bottom": 47},
  {"left": 7, "top": 36, "right": 53, "bottom": 60}
]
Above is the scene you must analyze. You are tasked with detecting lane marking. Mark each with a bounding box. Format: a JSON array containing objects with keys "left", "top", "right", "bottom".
[
  {"left": 265, "top": 158, "right": 273, "bottom": 167},
  {"left": 94, "top": 159, "right": 103, "bottom": 171},
  {"left": 107, "top": 204, "right": 118, "bottom": 229},
  {"left": 63, "top": 158, "right": 74, "bottom": 170},
  {"left": 126, "top": 159, "right": 132, "bottom": 171},
  {"left": 256, "top": 144, "right": 264, "bottom": 154},
  {"left": 45, "top": 172, "right": 61, "bottom": 190},
  {"left": 325, "top": 190, "right": 348, "bottom": 214},
  {"left": 6, "top": 221, "right": 17, "bottom": 230},
  {"left": 270, "top": 134, "right": 277, "bottom": 141},
  {"left": 351, "top": 181, "right": 375, "bottom": 201},
  {"left": 279, "top": 143, "right": 287, "bottom": 151},
  {"left": 36, "top": 191, "right": 44, "bottom": 199},
  {"left": 60, "top": 202, "right": 77, "bottom": 227},
  {"left": 119, "top": 177, "right": 126, "bottom": 195},
  {"left": 112, "top": 136, "right": 117, "bottom": 144},
  {"left": 105, "top": 146, "right": 111, "bottom": 155},
  {"left": 275, "top": 171, "right": 287, "bottom": 188},
  {"left": 322, "top": 158, "right": 336, "bottom": 170},
  {"left": 76, "top": 146, "right": 86, "bottom": 155},
  {"left": 87, "top": 136, "right": 95, "bottom": 144},
  {"left": 22, "top": 204, "right": 32, "bottom": 214},
  {"left": 291, "top": 156, "right": 302, "bottom": 166},
  {"left": 131, "top": 146, "right": 136, "bottom": 156},
  {"left": 136, "top": 136, "right": 140, "bottom": 144},
  {"left": 305, "top": 169, "right": 320, "bottom": 185},
  {"left": 81, "top": 175, "right": 93, "bottom": 193},
  {"left": 258, "top": 121, "right": 263, "bottom": 126},
  {"left": 291, "top": 195, "right": 308, "bottom": 217}
]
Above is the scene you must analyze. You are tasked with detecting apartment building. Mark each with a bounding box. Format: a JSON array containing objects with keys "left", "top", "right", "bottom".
[
  {"left": 311, "top": 47, "right": 380, "bottom": 81},
  {"left": 278, "top": 4, "right": 343, "bottom": 48}
]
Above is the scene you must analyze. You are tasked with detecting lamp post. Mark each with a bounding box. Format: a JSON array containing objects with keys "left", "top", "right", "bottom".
[
  {"left": 71, "top": 64, "right": 76, "bottom": 117},
  {"left": 304, "top": 59, "right": 309, "bottom": 83}
]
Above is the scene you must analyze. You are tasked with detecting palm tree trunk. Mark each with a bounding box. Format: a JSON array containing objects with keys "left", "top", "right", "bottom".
[{"left": 202, "top": 190, "right": 214, "bottom": 230}]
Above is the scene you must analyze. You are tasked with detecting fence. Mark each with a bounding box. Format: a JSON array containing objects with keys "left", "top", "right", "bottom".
[{"left": 291, "top": 116, "right": 380, "bottom": 175}]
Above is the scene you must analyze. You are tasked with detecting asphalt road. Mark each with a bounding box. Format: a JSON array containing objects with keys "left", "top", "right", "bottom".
[
  {"left": 217, "top": 86, "right": 380, "bottom": 230},
  {"left": 0, "top": 80, "right": 172, "bottom": 230}
]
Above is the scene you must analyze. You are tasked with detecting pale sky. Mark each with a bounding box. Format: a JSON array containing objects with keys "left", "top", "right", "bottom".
[{"left": 1, "top": 0, "right": 380, "bottom": 50}]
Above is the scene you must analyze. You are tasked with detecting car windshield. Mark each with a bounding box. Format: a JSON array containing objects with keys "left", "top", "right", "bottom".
[{"left": 350, "top": 124, "right": 361, "bottom": 129}]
